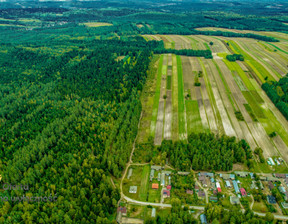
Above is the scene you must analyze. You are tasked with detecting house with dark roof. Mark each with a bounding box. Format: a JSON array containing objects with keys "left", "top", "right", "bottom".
[
  {"left": 267, "top": 195, "right": 276, "bottom": 204},
  {"left": 274, "top": 173, "right": 286, "bottom": 179},
  {"left": 163, "top": 190, "right": 170, "bottom": 198},
  {"left": 199, "top": 176, "right": 207, "bottom": 187},
  {"left": 210, "top": 196, "right": 218, "bottom": 202}
]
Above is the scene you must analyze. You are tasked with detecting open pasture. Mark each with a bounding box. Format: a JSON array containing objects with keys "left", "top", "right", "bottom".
[{"left": 139, "top": 31, "right": 288, "bottom": 166}]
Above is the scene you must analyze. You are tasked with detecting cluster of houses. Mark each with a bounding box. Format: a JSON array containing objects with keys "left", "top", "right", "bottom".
[{"left": 150, "top": 166, "right": 172, "bottom": 199}]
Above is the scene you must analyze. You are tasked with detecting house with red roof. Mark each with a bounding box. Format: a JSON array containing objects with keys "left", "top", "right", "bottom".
[
  {"left": 240, "top": 188, "right": 247, "bottom": 197},
  {"left": 217, "top": 188, "right": 222, "bottom": 193},
  {"left": 167, "top": 185, "right": 172, "bottom": 190},
  {"left": 117, "top": 207, "right": 127, "bottom": 216},
  {"left": 152, "top": 183, "right": 159, "bottom": 189}
]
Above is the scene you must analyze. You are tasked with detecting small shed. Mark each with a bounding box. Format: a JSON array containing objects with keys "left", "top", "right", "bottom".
[
  {"left": 129, "top": 186, "right": 137, "bottom": 194},
  {"left": 151, "top": 208, "right": 156, "bottom": 217},
  {"left": 200, "top": 214, "right": 207, "bottom": 224}
]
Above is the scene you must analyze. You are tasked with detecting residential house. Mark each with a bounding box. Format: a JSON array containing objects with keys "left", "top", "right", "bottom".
[
  {"left": 225, "top": 180, "right": 231, "bottom": 188},
  {"left": 279, "top": 186, "right": 286, "bottom": 194},
  {"left": 240, "top": 188, "right": 247, "bottom": 197},
  {"left": 267, "top": 195, "right": 276, "bottom": 204},
  {"left": 230, "top": 174, "right": 236, "bottom": 180},
  {"left": 163, "top": 190, "right": 170, "bottom": 198},
  {"left": 151, "top": 208, "right": 156, "bottom": 217},
  {"left": 235, "top": 171, "right": 249, "bottom": 178},
  {"left": 200, "top": 214, "right": 207, "bottom": 224},
  {"left": 267, "top": 177, "right": 279, "bottom": 182},
  {"left": 199, "top": 176, "right": 207, "bottom": 187},
  {"left": 129, "top": 186, "right": 137, "bottom": 194},
  {"left": 167, "top": 185, "right": 172, "bottom": 190},
  {"left": 117, "top": 207, "right": 127, "bottom": 216},
  {"left": 274, "top": 173, "right": 286, "bottom": 179},
  {"left": 152, "top": 183, "right": 159, "bottom": 189},
  {"left": 233, "top": 180, "right": 240, "bottom": 194}
]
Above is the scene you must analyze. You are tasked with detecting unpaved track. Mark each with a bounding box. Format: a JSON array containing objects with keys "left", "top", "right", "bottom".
[{"left": 164, "top": 91, "right": 172, "bottom": 139}]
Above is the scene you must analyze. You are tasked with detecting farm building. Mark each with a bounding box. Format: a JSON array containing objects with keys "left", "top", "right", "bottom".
[
  {"left": 268, "top": 158, "right": 275, "bottom": 166},
  {"left": 233, "top": 180, "right": 240, "bottom": 194},
  {"left": 210, "top": 196, "right": 218, "bottom": 202},
  {"left": 240, "top": 188, "right": 247, "bottom": 197},
  {"left": 230, "top": 174, "right": 235, "bottom": 180},
  {"left": 260, "top": 176, "right": 267, "bottom": 181},
  {"left": 220, "top": 174, "right": 230, "bottom": 180},
  {"left": 216, "top": 182, "right": 221, "bottom": 188},
  {"left": 200, "top": 214, "right": 207, "bottom": 224},
  {"left": 267, "top": 177, "right": 279, "bottom": 182},
  {"left": 249, "top": 173, "right": 254, "bottom": 179},
  {"left": 157, "top": 173, "right": 161, "bottom": 181},
  {"left": 151, "top": 208, "right": 156, "bottom": 217},
  {"left": 129, "top": 186, "right": 137, "bottom": 194},
  {"left": 225, "top": 180, "right": 231, "bottom": 188},
  {"left": 198, "top": 172, "right": 206, "bottom": 177},
  {"left": 168, "top": 176, "right": 171, "bottom": 185},
  {"left": 211, "top": 178, "right": 215, "bottom": 183},
  {"left": 235, "top": 171, "right": 249, "bottom": 178},
  {"left": 186, "top": 190, "right": 193, "bottom": 195},
  {"left": 167, "top": 185, "right": 172, "bottom": 190},
  {"left": 230, "top": 196, "right": 240, "bottom": 205},
  {"left": 163, "top": 190, "right": 170, "bottom": 198},
  {"left": 117, "top": 207, "right": 127, "bottom": 216},
  {"left": 267, "top": 195, "right": 276, "bottom": 204},
  {"left": 127, "top": 168, "right": 133, "bottom": 179},
  {"left": 151, "top": 165, "right": 162, "bottom": 171},
  {"left": 152, "top": 183, "right": 159, "bottom": 189},
  {"left": 150, "top": 169, "right": 155, "bottom": 181}
]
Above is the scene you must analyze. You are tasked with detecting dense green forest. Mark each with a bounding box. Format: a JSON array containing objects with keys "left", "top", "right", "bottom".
[
  {"left": 0, "top": 33, "right": 157, "bottom": 223},
  {"left": 262, "top": 75, "right": 288, "bottom": 120},
  {"left": 135, "top": 133, "right": 253, "bottom": 171}
]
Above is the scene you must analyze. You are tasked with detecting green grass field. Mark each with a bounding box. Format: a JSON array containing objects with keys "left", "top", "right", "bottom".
[
  {"left": 242, "top": 92, "right": 266, "bottom": 119},
  {"left": 167, "top": 75, "right": 172, "bottom": 90},
  {"left": 177, "top": 56, "right": 186, "bottom": 140},
  {"left": 186, "top": 100, "right": 204, "bottom": 134},
  {"left": 139, "top": 165, "right": 150, "bottom": 201}
]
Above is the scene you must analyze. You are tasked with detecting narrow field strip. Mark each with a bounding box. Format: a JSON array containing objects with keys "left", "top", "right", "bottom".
[
  {"left": 172, "top": 55, "right": 179, "bottom": 141},
  {"left": 177, "top": 56, "right": 187, "bottom": 140},
  {"left": 164, "top": 90, "right": 172, "bottom": 139},
  {"left": 186, "top": 100, "right": 204, "bottom": 134},
  {"left": 195, "top": 86, "right": 209, "bottom": 130},
  {"left": 150, "top": 55, "right": 164, "bottom": 137}
]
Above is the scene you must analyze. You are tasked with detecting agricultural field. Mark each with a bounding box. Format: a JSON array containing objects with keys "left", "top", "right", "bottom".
[
  {"left": 82, "top": 22, "right": 113, "bottom": 27},
  {"left": 140, "top": 33, "right": 288, "bottom": 171}
]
